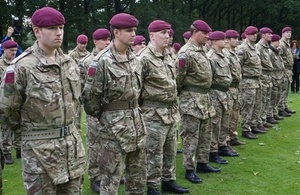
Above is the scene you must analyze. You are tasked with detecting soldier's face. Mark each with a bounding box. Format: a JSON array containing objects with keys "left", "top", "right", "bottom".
[
  {"left": 3, "top": 47, "right": 17, "bottom": 61},
  {"left": 94, "top": 37, "right": 110, "bottom": 51},
  {"left": 34, "top": 25, "right": 64, "bottom": 51},
  {"left": 283, "top": 31, "right": 292, "bottom": 39},
  {"left": 263, "top": 33, "right": 272, "bottom": 42},
  {"left": 246, "top": 33, "right": 257, "bottom": 42},
  {"left": 77, "top": 42, "right": 87, "bottom": 51},
  {"left": 215, "top": 39, "right": 227, "bottom": 49},
  {"left": 150, "top": 29, "right": 170, "bottom": 50},
  {"left": 132, "top": 41, "right": 146, "bottom": 53},
  {"left": 114, "top": 27, "right": 137, "bottom": 46},
  {"left": 196, "top": 31, "right": 209, "bottom": 45},
  {"left": 228, "top": 37, "right": 239, "bottom": 48}
]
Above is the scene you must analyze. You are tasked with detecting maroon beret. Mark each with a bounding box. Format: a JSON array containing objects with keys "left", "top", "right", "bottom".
[
  {"left": 241, "top": 33, "right": 246, "bottom": 39},
  {"left": 282, "top": 26, "right": 292, "bottom": 33},
  {"left": 244, "top": 26, "right": 258, "bottom": 35},
  {"left": 225, "top": 30, "right": 239, "bottom": 38},
  {"left": 192, "top": 20, "right": 212, "bottom": 32},
  {"left": 260, "top": 27, "right": 273, "bottom": 34},
  {"left": 271, "top": 34, "right": 281, "bottom": 42},
  {"left": 169, "top": 29, "right": 174, "bottom": 36},
  {"left": 31, "top": 7, "right": 65, "bottom": 27},
  {"left": 173, "top": 42, "right": 181, "bottom": 52},
  {"left": 2, "top": 40, "right": 18, "bottom": 49},
  {"left": 133, "top": 35, "right": 146, "bottom": 45},
  {"left": 93, "top": 28, "right": 111, "bottom": 40},
  {"left": 109, "top": 13, "right": 138, "bottom": 28},
  {"left": 209, "top": 31, "right": 226, "bottom": 40},
  {"left": 77, "top": 34, "right": 88, "bottom": 44},
  {"left": 148, "top": 20, "right": 171, "bottom": 32},
  {"left": 183, "top": 31, "right": 191, "bottom": 39}
]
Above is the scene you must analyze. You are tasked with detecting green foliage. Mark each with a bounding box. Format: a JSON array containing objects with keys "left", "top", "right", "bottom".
[{"left": 3, "top": 94, "right": 300, "bottom": 194}]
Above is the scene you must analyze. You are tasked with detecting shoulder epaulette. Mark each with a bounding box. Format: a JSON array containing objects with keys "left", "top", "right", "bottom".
[{"left": 11, "top": 47, "right": 34, "bottom": 64}]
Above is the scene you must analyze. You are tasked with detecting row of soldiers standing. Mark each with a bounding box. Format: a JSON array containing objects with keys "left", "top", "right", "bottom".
[
  {"left": 68, "top": 12, "right": 296, "bottom": 194},
  {"left": 0, "top": 6, "right": 295, "bottom": 195}
]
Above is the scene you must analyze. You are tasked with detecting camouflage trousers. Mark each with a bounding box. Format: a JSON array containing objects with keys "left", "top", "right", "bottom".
[
  {"left": 271, "top": 82, "right": 283, "bottom": 116},
  {"left": 181, "top": 114, "right": 212, "bottom": 170},
  {"left": 260, "top": 85, "right": 272, "bottom": 121},
  {"left": 86, "top": 115, "right": 101, "bottom": 181},
  {"left": 99, "top": 139, "right": 146, "bottom": 195},
  {"left": 228, "top": 88, "right": 240, "bottom": 140},
  {"left": 240, "top": 87, "right": 259, "bottom": 132},
  {"left": 144, "top": 120, "right": 177, "bottom": 188},
  {"left": 210, "top": 95, "right": 230, "bottom": 153},
  {"left": 251, "top": 86, "right": 263, "bottom": 127},
  {"left": 75, "top": 106, "right": 82, "bottom": 134},
  {"left": 23, "top": 172, "right": 82, "bottom": 195},
  {"left": 278, "top": 74, "right": 290, "bottom": 111},
  {"left": 2, "top": 125, "right": 21, "bottom": 154}
]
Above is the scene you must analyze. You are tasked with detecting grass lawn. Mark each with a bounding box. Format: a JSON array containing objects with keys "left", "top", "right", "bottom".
[{"left": 3, "top": 93, "right": 300, "bottom": 195}]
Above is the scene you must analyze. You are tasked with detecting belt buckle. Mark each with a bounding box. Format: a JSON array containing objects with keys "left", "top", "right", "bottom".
[{"left": 60, "top": 126, "right": 69, "bottom": 136}]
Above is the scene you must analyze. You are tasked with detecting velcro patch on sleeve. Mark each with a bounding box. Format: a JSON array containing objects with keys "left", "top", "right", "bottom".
[
  {"left": 4, "top": 71, "right": 15, "bottom": 84},
  {"left": 178, "top": 54, "right": 187, "bottom": 68},
  {"left": 87, "top": 66, "right": 97, "bottom": 77}
]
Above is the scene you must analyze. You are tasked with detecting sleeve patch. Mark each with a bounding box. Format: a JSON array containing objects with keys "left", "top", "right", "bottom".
[
  {"left": 87, "top": 67, "right": 96, "bottom": 77},
  {"left": 4, "top": 72, "right": 15, "bottom": 84},
  {"left": 178, "top": 54, "right": 187, "bottom": 68}
]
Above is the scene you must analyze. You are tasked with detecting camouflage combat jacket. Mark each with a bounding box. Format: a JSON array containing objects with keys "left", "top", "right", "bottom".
[
  {"left": 69, "top": 46, "right": 90, "bottom": 64},
  {"left": 279, "top": 37, "right": 293, "bottom": 70},
  {"left": 78, "top": 48, "right": 98, "bottom": 90},
  {"left": 223, "top": 47, "right": 241, "bottom": 88},
  {"left": 255, "top": 40, "right": 273, "bottom": 87},
  {"left": 175, "top": 39, "right": 215, "bottom": 120},
  {"left": 238, "top": 40, "right": 261, "bottom": 89},
  {"left": 208, "top": 48, "right": 232, "bottom": 111},
  {"left": 0, "top": 56, "right": 10, "bottom": 77},
  {"left": 269, "top": 45, "right": 285, "bottom": 87},
  {"left": 82, "top": 41, "right": 145, "bottom": 153},
  {"left": 138, "top": 42, "right": 180, "bottom": 124},
  {"left": 0, "top": 42, "right": 85, "bottom": 185}
]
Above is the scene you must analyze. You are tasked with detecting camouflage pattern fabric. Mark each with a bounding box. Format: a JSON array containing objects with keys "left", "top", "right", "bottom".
[
  {"left": 208, "top": 48, "right": 232, "bottom": 152},
  {"left": 279, "top": 37, "right": 294, "bottom": 110},
  {"left": 255, "top": 40, "right": 273, "bottom": 123},
  {"left": 0, "top": 42, "right": 86, "bottom": 194},
  {"left": 175, "top": 40, "right": 215, "bottom": 169},
  {"left": 69, "top": 46, "right": 90, "bottom": 132},
  {"left": 223, "top": 47, "right": 241, "bottom": 140},
  {"left": 138, "top": 42, "right": 179, "bottom": 188},
  {"left": 238, "top": 40, "right": 262, "bottom": 132},
  {"left": 82, "top": 41, "right": 146, "bottom": 195},
  {"left": 181, "top": 115, "right": 211, "bottom": 169},
  {"left": 269, "top": 46, "right": 285, "bottom": 116},
  {"left": 79, "top": 49, "right": 100, "bottom": 181}
]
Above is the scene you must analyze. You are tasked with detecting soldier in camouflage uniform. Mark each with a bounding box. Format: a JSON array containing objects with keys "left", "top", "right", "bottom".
[
  {"left": 278, "top": 27, "right": 296, "bottom": 116},
  {"left": 223, "top": 30, "right": 245, "bottom": 146},
  {"left": 131, "top": 35, "right": 146, "bottom": 54},
  {"left": 238, "top": 26, "right": 265, "bottom": 139},
  {"left": 175, "top": 20, "right": 220, "bottom": 185},
  {"left": 207, "top": 31, "right": 237, "bottom": 160},
  {"left": 69, "top": 34, "right": 90, "bottom": 132},
  {"left": 137, "top": 20, "right": 189, "bottom": 195},
  {"left": 269, "top": 34, "right": 285, "bottom": 120},
  {"left": 255, "top": 27, "right": 277, "bottom": 128},
  {"left": 82, "top": 13, "right": 146, "bottom": 195},
  {"left": 0, "top": 7, "right": 85, "bottom": 194},
  {"left": 0, "top": 40, "right": 21, "bottom": 164},
  {"left": 79, "top": 28, "right": 111, "bottom": 193}
]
